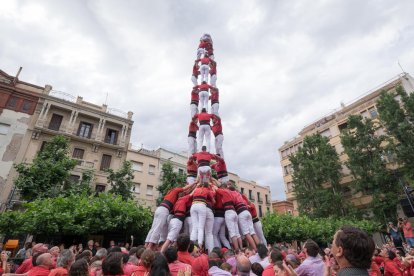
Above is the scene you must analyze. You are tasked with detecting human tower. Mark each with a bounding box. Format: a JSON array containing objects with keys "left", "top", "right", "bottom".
[{"left": 145, "top": 34, "right": 267, "bottom": 253}]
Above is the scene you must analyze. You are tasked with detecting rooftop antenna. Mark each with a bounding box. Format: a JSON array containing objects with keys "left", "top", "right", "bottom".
[
  {"left": 398, "top": 60, "right": 406, "bottom": 74},
  {"left": 105, "top": 92, "right": 108, "bottom": 105},
  {"left": 13, "top": 67, "right": 22, "bottom": 85}
]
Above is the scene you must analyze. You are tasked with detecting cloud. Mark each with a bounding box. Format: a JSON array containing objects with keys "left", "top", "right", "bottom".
[{"left": 1, "top": 0, "right": 414, "bottom": 200}]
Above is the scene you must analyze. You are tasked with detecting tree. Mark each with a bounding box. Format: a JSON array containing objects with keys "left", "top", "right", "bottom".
[
  {"left": 14, "top": 135, "right": 78, "bottom": 201},
  {"left": 0, "top": 193, "right": 153, "bottom": 242},
  {"left": 106, "top": 161, "right": 135, "bottom": 201},
  {"left": 341, "top": 115, "right": 399, "bottom": 223},
  {"left": 377, "top": 85, "right": 414, "bottom": 181},
  {"left": 289, "top": 134, "right": 351, "bottom": 218},
  {"left": 157, "top": 162, "right": 187, "bottom": 205}
]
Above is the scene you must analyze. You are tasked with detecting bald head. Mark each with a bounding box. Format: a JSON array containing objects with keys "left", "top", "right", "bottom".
[
  {"left": 36, "top": 253, "right": 54, "bottom": 268},
  {"left": 236, "top": 255, "right": 251, "bottom": 274}
]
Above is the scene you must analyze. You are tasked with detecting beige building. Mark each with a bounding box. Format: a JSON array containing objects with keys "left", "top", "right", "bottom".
[
  {"left": 272, "top": 200, "right": 294, "bottom": 215},
  {"left": 279, "top": 73, "right": 414, "bottom": 215},
  {"left": 0, "top": 68, "right": 133, "bottom": 210},
  {"left": 127, "top": 145, "right": 273, "bottom": 215}
]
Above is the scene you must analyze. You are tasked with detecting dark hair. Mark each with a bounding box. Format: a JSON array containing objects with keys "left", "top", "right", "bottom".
[
  {"left": 269, "top": 249, "right": 283, "bottom": 263},
  {"left": 102, "top": 252, "right": 124, "bottom": 275},
  {"left": 141, "top": 249, "right": 155, "bottom": 268},
  {"left": 221, "top": 262, "right": 232, "bottom": 272},
  {"left": 334, "top": 226, "right": 375, "bottom": 269},
  {"left": 76, "top": 250, "right": 92, "bottom": 261},
  {"left": 150, "top": 253, "right": 170, "bottom": 276},
  {"left": 129, "top": 247, "right": 138, "bottom": 256},
  {"left": 257, "top": 244, "right": 268, "bottom": 259},
  {"left": 177, "top": 233, "right": 190, "bottom": 252},
  {"left": 69, "top": 259, "right": 89, "bottom": 276},
  {"left": 251, "top": 262, "right": 264, "bottom": 276},
  {"left": 107, "top": 246, "right": 122, "bottom": 253},
  {"left": 387, "top": 250, "right": 396, "bottom": 260},
  {"left": 201, "top": 145, "right": 207, "bottom": 151},
  {"left": 136, "top": 246, "right": 146, "bottom": 259},
  {"left": 208, "top": 252, "right": 223, "bottom": 268},
  {"left": 212, "top": 247, "right": 223, "bottom": 259},
  {"left": 188, "top": 241, "right": 195, "bottom": 253},
  {"left": 32, "top": 252, "right": 42, "bottom": 266},
  {"left": 122, "top": 253, "right": 129, "bottom": 264},
  {"left": 164, "top": 247, "right": 178, "bottom": 263},
  {"left": 304, "top": 239, "right": 320, "bottom": 257}
]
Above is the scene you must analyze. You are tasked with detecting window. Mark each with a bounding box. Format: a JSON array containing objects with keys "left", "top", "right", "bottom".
[
  {"left": 368, "top": 107, "right": 378, "bottom": 118},
  {"left": 249, "top": 190, "right": 253, "bottom": 200},
  {"left": 240, "top": 187, "right": 245, "bottom": 194},
  {"left": 22, "top": 100, "right": 32, "bottom": 113},
  {"left": 48, "top": 114, "right": 63, "bottom": 131},
  {"left": 131, "top": 183, "right": 140, "bottom": 193},
  {"left": 360, "top": 110, "right": 369, "bottom": 119},
  {"left": 78, "top": 122, "right": 93, "bottom": 138},
  {"left": 147, "top": 185, "right": 154, "bottom": 196},
  {"left": 257, "top": 192, "right": 262, "bottom": 202},
  {"left": 6, "top": 96, "right": 18, "bottom": 108},
  {"left": 69, "top": 174, "right": 80, "bottom": 183},
  {"left": 100, "top": 154, "right": 112, "bottom": 171},
  {"left": 132, "top": 161, "right": 143, "bottom": 172},
  {"left": 287, "top": 182, "right": 294, "bottom": 192},
  {"left": 338, "top": 122, "right": 348, "bottom": 132},
  {"left": 72, "top": 148, "right": 85, "bottom": 159},
  {"left": 95, "top": 184, "right": 106, "bottom": 193},
  {"left": 319, "top": 128, "right": 331, "bottom": 138},
  {"left": 265, "top": 194, "right": 269, "bottom": 204},
  {"left": 259, "top": 205, "right": 263, "bottom": 217},
  {"left": 0, "top": 123, "right": 10, "bottom": 135},
  {"left": 149, "top": 165, "right": 156, "bottom": 175},
  {"left": 283, "top": 165, "right": 292, "bottom": 176},
  {"left": 104, "top": 128, "right": 118, "bottom": 145},
  {"left": 178, "top": 168, "right": 184, "bottom": 175}
]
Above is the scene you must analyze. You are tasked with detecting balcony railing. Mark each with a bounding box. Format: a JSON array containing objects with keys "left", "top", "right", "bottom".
[
  {"left": 258, "top": 198, "right": 263, "bottom": 204},
  {"left": 74, "top": 159, "right": 95, "bottom": 169}
]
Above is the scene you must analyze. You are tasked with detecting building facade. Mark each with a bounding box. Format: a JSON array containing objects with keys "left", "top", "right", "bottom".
[
  {"left": 279, "top": 73, "right": 414, "bottom": 215},
  {"left": 127, "top": 145, "right": 273, "bottom": 215},
  {"left": 0, "top": 68, "right": 133, "bottom": 210},
  {"left": 272, "top": 200, "right": 294, "bottom": 215}
]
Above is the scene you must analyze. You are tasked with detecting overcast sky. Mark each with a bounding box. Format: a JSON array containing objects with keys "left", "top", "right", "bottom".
[{"left": 1, "top": 0, "right": 414, "bottom": 200}]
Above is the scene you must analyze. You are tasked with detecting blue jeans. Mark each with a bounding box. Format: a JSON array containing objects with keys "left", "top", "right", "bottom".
[{"left": 406, "top": 237, "right": 414, "bottom": 247}]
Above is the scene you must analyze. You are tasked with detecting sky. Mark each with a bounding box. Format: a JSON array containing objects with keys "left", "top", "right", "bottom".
[{"left": 1, "top": 0, "right": 414, "bottom": 200}]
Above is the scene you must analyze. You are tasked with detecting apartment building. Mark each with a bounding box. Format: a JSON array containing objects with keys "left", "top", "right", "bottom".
[
  {"left": 272, "top": 200, "right": 294, "bottom": 215},
  {"left": 0, "top": 68, "right": 133, "bottom": 209},
  {"left": 127, "top": 145, "right": 273, "bottom": 215},
  {"left": 278, "top": 73, "right": 414, "bottom": 215}
]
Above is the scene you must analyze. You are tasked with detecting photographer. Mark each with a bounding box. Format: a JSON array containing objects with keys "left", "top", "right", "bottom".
[
  {"left": 388, "top": 222, "right": 404, "bottom": 250},
  {"left": 399, "top": 217, "right": 414, "bottom": 248},
  {"left": 0, "top": 251, "right": 11, "bottom": 275}
]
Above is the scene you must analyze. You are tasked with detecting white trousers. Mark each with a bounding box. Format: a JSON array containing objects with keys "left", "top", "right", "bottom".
[
  {"left": 167, "top": 218, "right": 183, "bottom": 242},
  {"left": 186, "top": 176, "right": 196, "bottom": 185},
  {"left": 145, "top": 206, "right": 170, "bottom": 243},
  {"left": 183, "top": 217, "right": 192, "bottom": 236},
  {"left": 225, "top": 210, "right": 240, "bottom": 239},
  {"left": 200, "top": 65, "right": 210, "bottom": 83},
  {"left": 238, "top": 210, "right": 255, "bottom": 236},
  {"left": 213, "top": 217, "right": 231, "bottom": 248},
  {"left": 198, "top": 125, "right": 211, "bottom": 152},
  {"left": 198, "top": 166, "right": 211, "bottom": 183},
  {"left": 254, "top": 221, "right": 267, "bottom": 246},
  {"left": 190, "top": 203, "right": 207, "bottom": 245},
  {"left": 205, "top": 208, "right": 214, "bottom": 253},
  {"left": 188, "top": 136, "right": 197, "bottom": 156},
  {"left": 199, "top": 91, "right": 209, "bottom": 111},
  {"left": 191, "top": 75, "right": 198, "bottom": 86},
  {"left": 160, "top": 214, "right": 172, "bottom": 242},
  {"left": 190, "top": 103, "right": 198, "bottom": 118},
  {"left": 197, "top": 48, "right": 206, "bottom": 59},
  {"left": 210, "top": 74, "right": 217, "bottom": 87},
  {"left": 211, "top": 103, "right": 219, "bottom": 116},
  {"left": 219, "top": 176, "right": 229, "bottom": 185},
  {"left": 215, "top": 134, "right": 224, "bottom": 158}
]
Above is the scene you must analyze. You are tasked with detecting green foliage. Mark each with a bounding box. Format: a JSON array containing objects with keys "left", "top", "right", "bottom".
[
  {"left": 341, "top": 115, "right": 399, "bottom": 223},
  {"left": 157, "top": 162, "right": 187, "bottom": 205},
  {"left": 377, "top": 86, "right": 414, "bottom": 181},
  {"left": 0, "top": 193, "right": 153, "bottom": 240},
  {"left": 106, "top": 161, "right": 135, "bottom": 201},
  {"left": 14, "top": 135, "right": 77, "bottom": 201},
  {"left": 289, "top": 134, "right": 352, "bottom": 218},
  {"left": 262, "top": 213, "right": 380, "bottom": 245}
]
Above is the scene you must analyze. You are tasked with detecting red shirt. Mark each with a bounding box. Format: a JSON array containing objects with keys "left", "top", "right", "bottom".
[
  {"left": 199, "top": 41, "right": 208, "bottom": 49},
  {"left": 174, "top": 195, "right": 192, "bottom": 219},
  {"left": 215, "top": 188, "right": 235, "bottom": 211},
  {"left": 132, "top": 265, "right": 150, "bottom": 276},
  {"left": 189, "top": 121, "right": 199, "bottom": 137},
  {"left": 402, "top": 222, "right": 414, "bottom": 238},
  {"left": 211, "top": 159, "right": 227, "bottom": 179},
  {"left": 262, "top": 264, "right": 275, "bottom": 276},
  {"left": 192, "top": 64, "right": 199, "bottom": 76},
  {"left": 192, "top": 151, "right": 216, "bottom": 167},
  {"left": 49, "top": 267, "right": 69, "bottom": 276},
  {"left": 161, "top": 187, "right": 184, "bottom": 211},
  {"left": 28, "top": 266, "right": 51, "bottom": 276},
  {"left": 249, "top": 202, "right": 258, "bottom": 218},
  {"left": 191, "top": 90, "right": 199, "bottom": 102},
  {"left": 211, "top": 116, "right": 222, "bottom": 136},
  {"left": 178, "top": 251, "right": 194, "bottom": 265},
  {"left": 209, "top": 61, "right": 217, "bottom": 75},
  {"left": 199, "top": 57, "right": 210, "bottom": 65},
  {"left": 231, "top": 190, "right": 248, "bottom": 213},
  {"left": 193, "top": 187, "right": 215, "bottom": 205},
  {"left": 197, "top": 83, "right": 212, "bottom": 91},
  {"left": 187, "top": 159, "right": 197, "bottom": 176},
  {"left": 209, "top": 90, "right": 219, "bottom": 104},
  {"left": 194, "top": 112, "right": 213, "bottom": 125},
  {"left": 16, "top": 257, "right": 33, "bottom": 273},
  {"left": 384, "top": 259, "right": 403, "bottom": 276}
]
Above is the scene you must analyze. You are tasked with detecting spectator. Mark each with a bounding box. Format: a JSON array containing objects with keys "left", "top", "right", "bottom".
[
  {"left": 76, "top": 250, "right": 92, "bottom": 263},
  {"left": 165, "top": 247, "right": 191, "bottom": 276},
  {"left": 132, "top": 249, "right": 155, "bottom": 276},
  {"left": 220, "top": 262, "right": 232, "bottom": 274},
  {"left": 223, "top": 250, "right": 236, "bottom": 274},
  {"left": 16, "top": 242, "right": 32, "bottom": 260},
  {"left": 191, "top": 254, "right": 209, "bottom": 276},
  {"left": 332, "top": 226, "right": 375, "bottom": 276},
  {"left": 208, "top": 251, "right": 230, "bottom": 275},
  {"left": 295, "top": 239, "right": 324, "bottom": 276},
  {"left": 135, "top": 246, "right": 146, "bottom": 264},
  {"left": 273, "top": 261, "right": 286, "bottom": 276},
  {"left": 50, "top": 246, "right": 61, "bottom": 267},
  {"left": 262, "top": 249, "right": 283, "bottom": 276},
  {"left": 27, "top": 252, "right": 54, "bottom": 276},
  {"left": 123, "top": 247, "right": 139, "bottom": 275},
  {"left": 102, "top": 252, "right": 124, "bottom": 276},
  {"left": 251, "top": 262, "right": 264, "bottom": 276},
  {"left": 149, "top": 253, "right": 170, "bottom": 276},
  {"left": 49, "top": 249, "right": 75, "bottom": 276},
  {"left": 177, "top": 234, "right": 194, "bottom": 265},
  {"left": 90, "top": 248, "right": 107, "bottom": 263},
  {"left": 86, "top": 240, "right": 97, "bottom": 256},
  {"left": 0, "top": 251, "right": 10, "bottom": 275},
  {"left": 245, "top": 246, "right": 256, "bottom": 259},
  {"left": 15, "top": 243, "right": 48, "bottom": 274},
  {"left": 90, "top": 260, "right": 103, "bottom": 276},
  {"left": 68, "top": 259, "right": 89, "bottom": 276},
  {"left": 382, "top": 250, "right": 403, "bottom": 276},
  {"left": 388, "top": 222, "right": 403, "bottom": 250},
  {"left": 399, "top": 218, "right": 414, "bottom": 248},
  {"left": 236, "top": 254, "right": 251, "bottom": 276}
]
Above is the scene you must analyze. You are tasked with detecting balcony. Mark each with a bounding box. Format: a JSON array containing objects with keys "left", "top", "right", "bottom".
[
  {"left": 74, "top": 159, "right": 95, "bottom": 169},
  {"left": 249, "top": 197, "right": 255, "bottom": 203},
  {"left": 258, "top": 198, "right": 263, "bottom": 204},
  {"left": 266, "top": 200, "right": 271, "bottom": 206}
]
